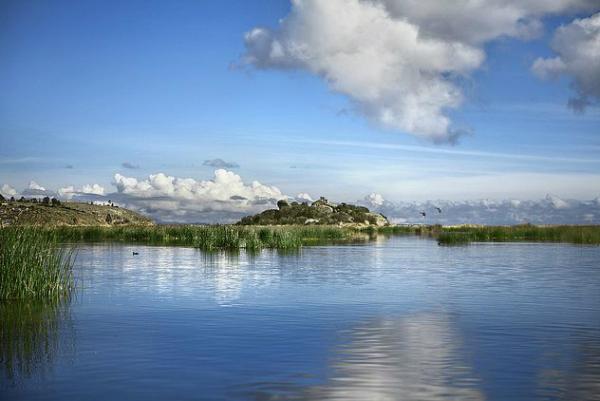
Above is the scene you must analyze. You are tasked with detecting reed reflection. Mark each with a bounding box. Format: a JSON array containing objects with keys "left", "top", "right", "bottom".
[{"left": 0, "top": 300, "right": 73, "bottom": 384}]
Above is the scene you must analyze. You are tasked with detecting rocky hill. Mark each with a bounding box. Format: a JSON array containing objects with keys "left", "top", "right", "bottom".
[
  {"left": 238, "top": 197, "right": 389, "bottom": 227},
  {"left": 0, "top": 198, "right": 154, "bottom": 227}
]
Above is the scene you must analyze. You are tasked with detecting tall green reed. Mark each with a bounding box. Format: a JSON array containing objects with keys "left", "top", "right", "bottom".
[
  {"left": 40, "top": 225, "right": 358, "bottom": 250},
  {"left": 0, "top": 228, "right": 74, "bottom": 300}
]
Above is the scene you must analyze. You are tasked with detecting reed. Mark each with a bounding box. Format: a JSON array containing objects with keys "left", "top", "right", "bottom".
[
  {"left": 0, "top": 227, "right": 74, "bottom": 300},
  {"left": 41, "top": 225, "right": 357, "bottom": 250},
  {"left": 437, "top": 225, "right": 600, "bottom": 245}
]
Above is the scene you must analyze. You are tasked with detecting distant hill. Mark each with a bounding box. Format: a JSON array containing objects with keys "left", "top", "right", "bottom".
[
  {"left": 238, "top": 197, "right": 389, "bottom": 226},
  {"left": 0, "top": 198, "right": 154, "bottom": 227}
]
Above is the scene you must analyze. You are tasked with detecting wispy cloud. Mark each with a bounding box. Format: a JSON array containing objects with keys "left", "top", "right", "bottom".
[
  {"left": 0, "top": 157, "right": 46, "bottom": 165},
  {"left": 203, "top": 158, "right": 240, "bottom": 169},
  {"left": 121, "top": 162, "right": 140, "bottom": 170},
  {"left": 298, "top": 139, "right": 600, "bottom": 164}
]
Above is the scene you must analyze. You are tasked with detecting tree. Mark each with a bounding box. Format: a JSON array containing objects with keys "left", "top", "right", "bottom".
[
  {"left": 9, "top": 196, "right": 15, "bottom": 202},
  {"left": 19, "top": 196, "right": 26, "bottom": 202},
  {"left": 277, "top": 199, "right": 289, "bottom": 210},
  {"left": 0, "top": 194, "right": 4, "bottom": 202},
  {"left": 42, "top": 196, "right": 50, "bottom": 205},
  {"left": 51, "top": 198, "right": 61, "bottom": 206}
]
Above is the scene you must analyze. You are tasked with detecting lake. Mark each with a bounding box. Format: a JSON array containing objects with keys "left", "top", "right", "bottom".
[{"left": 2, "top": 236, "right": 600, "bottom": 400}]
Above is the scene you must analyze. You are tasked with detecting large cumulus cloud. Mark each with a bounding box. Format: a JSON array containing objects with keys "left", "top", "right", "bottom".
[
  {"left": 532, "top": 12, "right": 600, "bottom": 112},
  {"left": 110, "top": 169, "right": 287, "bottom": 223},
  {"left": 0, "top": 184, "right": 18, "bottom": 198},
  {"left": 58, "top": 184, "right": 106, "bottom": 199},
  {"left": 1, "top": 170, "right": 290, "bottom": 223},
  {"left": 243, "top": 0, "right": 599, "bottom": 142}
]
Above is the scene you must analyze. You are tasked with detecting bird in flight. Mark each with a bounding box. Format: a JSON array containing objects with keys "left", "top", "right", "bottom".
[
  {"left": 420, "top": 211, "right": 426, "bottom": 217},
  {"left": 435, "top": 207, "right": 442, "bottom": 213}
]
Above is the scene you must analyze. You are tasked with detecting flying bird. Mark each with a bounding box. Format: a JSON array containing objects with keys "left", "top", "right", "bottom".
[
  {"left": 435, "top": 207, "right": 442, "bottom": 213},
  {"left": 420, "top": 211, "right": 426, "bottom": 217}
]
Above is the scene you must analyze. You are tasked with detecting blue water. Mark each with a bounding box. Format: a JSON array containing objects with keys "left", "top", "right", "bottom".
[{"left": 2, "top": 237, "right": 600, "bottom": 400}]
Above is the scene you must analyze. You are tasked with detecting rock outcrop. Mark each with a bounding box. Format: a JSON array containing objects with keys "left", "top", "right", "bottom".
[{"left": 239, "top": 196, "right": 389, "bottom": 226}]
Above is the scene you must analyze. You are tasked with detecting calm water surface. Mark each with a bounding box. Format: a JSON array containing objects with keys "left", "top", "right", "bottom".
[{"left": 2, "top": 237, "right": 600, "bottom": 400}]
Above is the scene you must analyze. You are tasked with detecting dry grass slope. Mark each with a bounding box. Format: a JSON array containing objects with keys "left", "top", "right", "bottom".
[{"left": 0, "top": 200, "right": 153, "bottom": 227}]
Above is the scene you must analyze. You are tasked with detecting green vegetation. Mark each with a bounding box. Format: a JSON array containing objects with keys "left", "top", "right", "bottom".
[
  {"left": 239, "top": 196, "right": 388, "bottom": 226},
  {"left": 0, "top": 199, "right": 153, "bottom": 227},
  {"left": 437, "top": 225, "right": 600, "bottom": 245},
  {"left": 0, "top": 227, "right": 74, "bottom": 301},
  {"left": 41, "top": 224, "right": 361, "bottom": 250}
]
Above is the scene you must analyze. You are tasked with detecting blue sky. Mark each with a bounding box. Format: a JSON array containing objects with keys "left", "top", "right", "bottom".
[{"left": 1, "top": 0, "right": 599, "bottom": 220}]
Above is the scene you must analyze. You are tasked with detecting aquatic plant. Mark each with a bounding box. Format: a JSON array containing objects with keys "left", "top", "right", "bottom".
[
  {"left": 40, "top": 225, "right": 358, "bottom": 250},
  {"left": 0, "top": 227, "right": 74, "bottom": 300},
  {"left": 436, "top": 225, "right": 600, "bottom": 245}
]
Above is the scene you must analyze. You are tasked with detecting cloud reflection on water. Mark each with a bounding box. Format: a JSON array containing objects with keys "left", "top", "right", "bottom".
[{"left": 302, "top": 312, "right": 485, "bottom": 401}]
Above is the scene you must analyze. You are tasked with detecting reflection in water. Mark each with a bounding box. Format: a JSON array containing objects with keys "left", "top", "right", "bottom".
[
  {"left": 570, "top": 341, "right": 600, "bottom": 401},
  {"left": 305, "top": 313, "right": 485, "bottom": 401},
  {"left": 239, "top": 312, "right": 485, "bottom": 400},
  {"left": 0, "top": 300, "right": 73, "bottom": 383},
  {"left": 537, "top": 338, "right": 600, "bottom": 401},
  {"left": 201, "top": 251, "right": 246, "bottom": 306},
  {"left": 4, "top": 239, "right": 599, "bottom": 400}
]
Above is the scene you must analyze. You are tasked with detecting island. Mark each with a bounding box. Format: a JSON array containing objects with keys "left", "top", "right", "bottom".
[{"left": 238, "top": 196, "right": 389, "bottom": 227}]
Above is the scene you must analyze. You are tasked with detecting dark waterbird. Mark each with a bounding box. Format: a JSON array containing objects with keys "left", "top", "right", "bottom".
[{"left": 132, "top": 251, "right": 139, "bottom": 256}]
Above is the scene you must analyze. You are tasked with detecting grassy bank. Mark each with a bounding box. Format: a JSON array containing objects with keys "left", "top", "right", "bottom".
[
  {"left": 437, "top": 225, "right": 600, "bottom": 245},
  {"left": 0, "top": 228, "right": 74, "bottom": 300},
  {"left": 41, "top": 225, "right": 360, "bottom": 250}
]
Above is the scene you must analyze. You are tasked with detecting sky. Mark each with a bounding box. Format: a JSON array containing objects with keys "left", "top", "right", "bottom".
[{"left": 1, "top": 0, "right": 599, "bottom": 223}]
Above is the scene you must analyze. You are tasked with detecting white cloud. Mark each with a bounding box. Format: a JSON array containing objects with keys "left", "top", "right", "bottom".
[
  {"left": 58, "top": 184, "right": 106, "bottom": 199},
  {"left": 82, "top": 184, "right": 106, "bottom": 196},
  {"left": 545, "top": 193, "right": 569, "bottom": 209},
  {"left": 364, "top": 193, "right": 385, "bottom": 207},
  {"left": 0, "top": 184, "right": 17, "bottom": 198},
  {"left": 295, "top": 192, "right": 314, "bottom": 202},
  {"left": 57, "top": 186, "right": 76, "bottom": 199},
  {"left": 243, "top": 0, "right": 599, "bottom": 142},
  {"left": 111, "top": 169, "right": 287, "bottom": 223},
  {"left": 380, "top": 0, "right": 596, "bottom": 44},
  {"left": 20, "top": 180, "right": 55, "bottom": 198},
  {"left": 532, "top": 12, "right": 600, "bottom": 112},
  {"left": 28, "top": 180, "right": 45, "bottom": 191},
  {"left": 364, "top": 194, "right": 600, "bottom": 225}
]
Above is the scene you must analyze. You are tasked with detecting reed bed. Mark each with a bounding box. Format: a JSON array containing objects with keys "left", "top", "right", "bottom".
[
  {"left": 437, "top": 225, "right": 600, "bottom": 245},
  {"left": 42, "top": 225, "right": 357, "bottom": 250},
  {"left": 361, "top": 225, "right": 420, "bottom": 235},
  {"left": 0, "top": 228, "right": 74, "bottom": 301}
]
